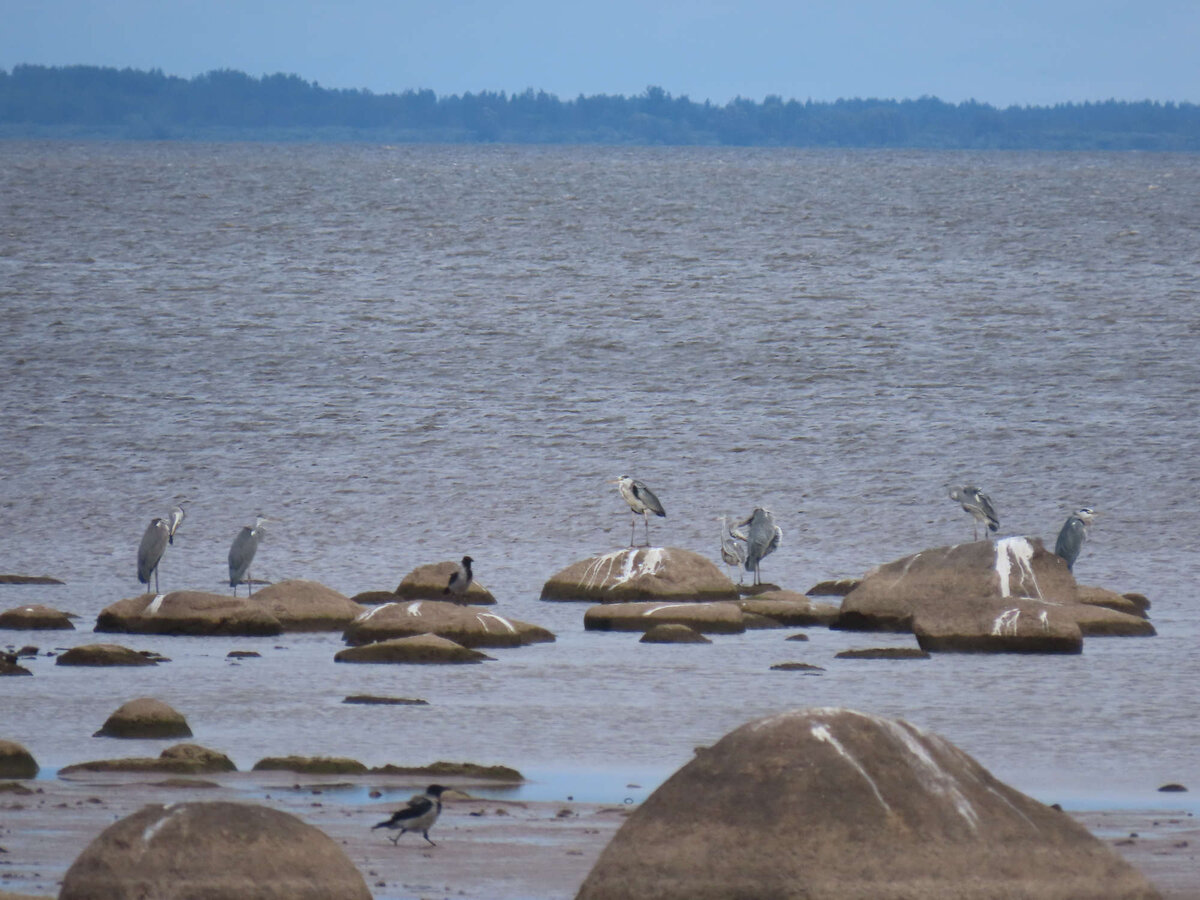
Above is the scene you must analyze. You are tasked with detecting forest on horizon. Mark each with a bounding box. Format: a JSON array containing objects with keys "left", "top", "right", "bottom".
[{"left": 2, "top": 64, "right": 1199, "bottom": 150}]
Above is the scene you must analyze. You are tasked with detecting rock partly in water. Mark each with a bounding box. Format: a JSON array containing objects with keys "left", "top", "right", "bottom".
[
  {"left": 1, "top": 655, "right": 32, "bottom": 676},
  {"left": 370, "top": 760, "right": 523, "bottom": 781},
  {"left": 56, "top": 643, "right": 163, "bottom": 666},
  {"left": 59, "top": 801, "right": 371, "bottom": 900},
  {"left": 60, "top": 743, "right": 236, "bottom": 775},
  {"left": 395, "top": 561, "right": 497, "bottom": 605},
  {"left": 249, "top": 579, "right": 365, "bottom": 631},
  {"left": 584, "top": 601, "right": 745, "bottom": 634},
  {"left": 0, "top": 574, "right": 64, "bottom": 585},
  {"left": 639, "top": 623, "right": 712, "bottom": 644},
  {"left": 252, "top": 756, "right": 369, "bottom": 775},
  {"left": 334, "top": 633, "right": 492, "bottom": 664},
  {"left": 96, "top": 591, "right": 283, "bottom": 637},
  {"left": 738, "top": 590, "right": 840, "bottom": 626},
  {"left": 0, "top": 603, "right": 76, "bottom": 630},
  {"left": 769, "top": 662, "right": 825, "bottom": 672},
  {"left": 342, "top": 695, "right": 429, "bottom": 706},
  {"left": 540, "top": 547, "right": 738, "bottom": 604},
  {"left": 576, "top": 707, "right": 1160, "bottom": 900},
  {"left": 94, "top": 698, "right": 192, "bottom": 739},
  {"left": 343, "top": 599, "right": 554, "bottom": 648},
  {"left": 805, "top": 577, "right": 861, "bottom": 596},
  {"left": 1068, "top": 604, "right": 1157, "bottom": 637},
  {"left": 0, "top": 739, "right": 38, "bottom": 778},
  {"left": 1076, "top": 585, "right": 1150, "bottom": 619},
  {"left": 835, "top": 647, "right": 931, "bottom": 660},
  {"left": 349, "top": 589, "right": 400, "bottom": 606}
]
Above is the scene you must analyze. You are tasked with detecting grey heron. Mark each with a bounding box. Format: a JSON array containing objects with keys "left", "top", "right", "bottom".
[
  {"left": 372, "top": 784, "right": 447, "bottom": 846},
  {"left": 443, "top": 555, "right": 474, "bottom": 600},
  {"left": 719, "top": 516, "right": 748, "bottom": 583},
  {"left": 949, "top": 485, "right": 999, "bottom": 540},
  {"left": 739, "top": 507, "right": 781, "bottom": 586},
  {"left": 167, "top": 501, "right": 187, "bottom": 545},
  {"left": 1054, "top": 507, "right": 1096, "bottom": 572},
  {"left": 137, "top": 518, "right": 170, "bottom": 594},
  {"left": 228, "top": 514, "right": 268, "bottom": 596},
  {"left": 611, "top": 476, "right": 666, "bottom": 547}
]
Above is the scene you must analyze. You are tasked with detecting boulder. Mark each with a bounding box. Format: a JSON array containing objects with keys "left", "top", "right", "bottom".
[
  {"left": 540, "top": 547, "right": 738, "bottom": 604},
  {"left": 94, "top": 698, "right": 192, "bottom": 739},
  {"left": 0, "top": 655, "right": 32, "bottom": 676},
  {"left": 1068, "top": 604, "right": 1158, "bottom": 637},
  {"left": 59, "top": 801, "right": 371, "bottom": 900},
  {"left": 576, "top": 708, "right": 1159, "bottom": 900},
  {"left": 738, "top": 591, "right": 840, "bottom": 626},
  {"left": 914, "top": 606, "right": 1083, "bottom": 654},
  {"left": 0, "top": 603, "right": 75, "bottom": 629},
  {"left": 396, "top": 562, "right": 496, "bottom": 605},
  {"left": 250, "top": 579, "right": 365, "bottom": 630},
  {"left": 252, "top": 756, "right": 368, "bottom": 775},
  {"left": 349, "top": 589, "right": 399, "bottom": 606},
  {"left": 96, "top": 591, "right": 283, "bottom": 636},
  {"left": 60, "top": 743, "right": 236, "bottom": 775},
  {"left": 1077, "top": 585, "right": 1149, "bottom": 619},
  {"left": 334, "top": 633, "right": 492, "bottom": 664},
  {"left": 640, "top": 623, "right": 712, "bottom": 644},
  {"left": 584, "top": 602, "right": 745, "bottom": 634},
  {"left": 56, "top": 643, "right": 162, "bottom": 666},
  {"left": 0, "top": 740, "right": 38, "bottom": 778},
  {"left": 342, "top": 600, "right": 554, "bottom": 648}
]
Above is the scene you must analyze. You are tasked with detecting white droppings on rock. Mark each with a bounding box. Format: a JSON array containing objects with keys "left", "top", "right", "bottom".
[
  {"left": 146, "top": 594, "right": 166, "bottom": 615},
  {"left": 994, "top": 537, "right": 1042, "bottom": 600},
  {"left": 991, "top": 608, "right": 1021, "bottom": 635},
  {"left": 810, "top": 721, "right": 893, "bottom": 813},
  {"left": 881, "top": 720, "right": 979, "bottom": 829},
  {"left": 354, "top": 602, "right": 395, "bottom": 623},
  {"left": 141, "top": 804, "right": 181, "bottom": 845},
  {"left": 476, "top": 613, "right": 517, "bottom": 634},
  {"left": 579, "top": 548, "right": 669, "bottom": 591}
]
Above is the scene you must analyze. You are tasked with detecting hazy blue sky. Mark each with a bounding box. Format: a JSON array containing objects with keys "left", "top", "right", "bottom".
[{"left": 3, "top": 0, "right": 1198, "bottom": 107}]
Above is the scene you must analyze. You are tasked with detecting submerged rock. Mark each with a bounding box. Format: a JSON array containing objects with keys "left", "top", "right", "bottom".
[
  {"left": 96, "top": 591, "right": 283, "bottom": 637},
  {"left": 94, "top": 697, "right": 192, "bottom": 739},
  {"left": 371, "top": 760, "right": 523, "bottom": 781},
  {"left": 576, "top": 707, "right": 1160, "bottom": 900},
  {"left": 639, "top": 623, "right": 712, "bottom": 644},
  {"left": 835, "top": 647, "right": 931, "bottom": 660},
  {"left": 396, "top": 561, "right": 496, "bottom": 605},
  {"left": 60, "top": 743, "right": 236, "bottom": 775},
  {"left": 59, "top": 801, "right": 371, "bottom": 900},
  {"left": 56, "top": 643, "right": 162, "bottom": 666},
  {"left": 0, "top": 603, "right": 76, "bottom": 630},
  {"left": 342, "top": 599, "right": 553, "bottom": 648},
  {"left": 252, "top": 756, "right": 369, "bottom": 775},
  {"left": 541, "top": 547, "right": 738, "bottom": 604},
  {"left": 334, "top": 633, "right": 492, "bottom": 664},
  {"left": 250, "top": 579, "right": 365, "bottom": 630},
  {"left": 584, "top": 601, "right": 745, "bottom": 634}
]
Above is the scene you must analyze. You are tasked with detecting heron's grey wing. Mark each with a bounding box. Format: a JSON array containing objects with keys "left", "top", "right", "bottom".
[
  {"left": 633, "top": 481, "right": 666, "bottom": 517},
  {"left": 228, "top": 527, "right": 260, "bottom": 584},
  {"left": 137, "top": 521, "right": 168, "bottom": 584},
  {"left": 1054, "top": 517, "right": 1084, "bottom": 569},
  {"left": 765, "top": 525, "right": 782, "bottom": 557},
  {"left": 971, "top": 489, "right": 999, "bottom": 530}
]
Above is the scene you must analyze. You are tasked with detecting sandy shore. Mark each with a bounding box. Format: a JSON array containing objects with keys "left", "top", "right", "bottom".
[{"left": 0, "top": 773, "right": 1196, "bottom": 899}]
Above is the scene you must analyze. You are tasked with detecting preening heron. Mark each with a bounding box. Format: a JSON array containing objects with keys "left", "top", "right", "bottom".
[
  {"left": 1054, "top": 507, "right": 1096, "bottom": 572},
  {"left": 137, "top": 518, "right": 170, "bottom": 594},
  {"left": 612, "top": 476, "right": 666, "bottom": 547},
  {"left": 444, "top": 556, "right": 474, "bottom": 600},
  {"left": 228, "top": 514, "right": 268, "bottom": 596},
  {"left": 167, "top": 502, "right": 187, "bottom": 545},
  {"left": 372, "top": 784, "right": 447, "bottom": 846},
  {"left": 739, "top": 507, "right": 781, "bottom": 586},
  {"left": 720, "top": 516, "right": 748, "bottom": 583},
  {"left": 949, "top": 485, "right": 999, "bottom": 540}
]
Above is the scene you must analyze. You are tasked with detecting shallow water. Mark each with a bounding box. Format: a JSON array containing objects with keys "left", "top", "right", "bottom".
[{"left": 1, "top": 142, "right": 1198, "bottom": 807}]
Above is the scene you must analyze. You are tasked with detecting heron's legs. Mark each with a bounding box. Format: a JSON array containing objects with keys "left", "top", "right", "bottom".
[
  {"left": 628, "top": 512, "right": 637, "bottom": 548},
  {"left": 642, "top": 511, "right": 651, "bottom": 547}
]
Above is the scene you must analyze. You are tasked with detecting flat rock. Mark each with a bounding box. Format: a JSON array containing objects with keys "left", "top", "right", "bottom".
[
  {"left": 1077, "top": 585, "right": 1149, "bottom": 619},
  {"left": 0, "top": 603, "right": 75, "bottom": 630},
  {"left": 0, "top": 573, "right": 64, "bottom": 584},
  {"left": 576, "top": 707, "right": 1159, "bottom": 899},
  {"left": 334, "top": 633, "right": 492, "bottom": 663},
  {"left": 252, "top": 756, "right": 369, "bottom": 775},
  {"left": 94, "top": 697, "right": 192, "bottom": 739},
  {"left": 96, "top": 591, "right": 283, "bottom": 636},
  {"left": 540, "top": 547, "right": 738, "bottom": 604},
  {"left": 806, "top": 577, "right": 861, "bottom": 596},
  {"left": 56, "top": 643, "right": 161, "bottom": 666},
  {"left": 1068, "top": 604, "right": 1158, "bottom": 637},
  {"left": 342, "top": 695, "right": 429, "bottom": 706},
  {"left": 60, "top": 743, "right": 236, "bottom": 775},
  {"left": 349, "top": 589, "right": 399, "bottom": 606},
  {"left": 0, "top": 739, "right": 38, "bottom": 778},
  {"left": 343, "top": 599, "right": 554, "bottom": 648},
  {"left": 835, "top": 647, "right": 931, "bottom": 660},
  {"left": 584, "top": 601, "right": 745, "bottom": 634},
  {"left": 396, "top": 561, "right": 496, "bottom": 604},
  {"left": 370, "top": 760, "right": 523, "bottom": 781},
  {"left": 639, "top": 623, "right": 712, "bottom": 644},
  {"left": 250, "top": 579, "right": 366, "bottom": 630},
  {"left": 59, "top": 801, "right": 371, "bottom": 900},
  {"left": 738, "top": 590, "right": 840, "bottom": 626},
  {"left": 770, "top": 662, "right": 825, "bottom": 672}
]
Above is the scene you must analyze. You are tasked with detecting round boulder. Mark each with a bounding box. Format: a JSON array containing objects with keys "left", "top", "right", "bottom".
[
  {"left": 541, "top": 547, "right": 738, "bottom": 603},
  {"left": 343, "top": 599, "right": 554, "bottom": 648},
  {"left": 396, "top": 562, "right": 496, "bottom": 604},
  {"left": 334, "top": 633, "right": 492, "bottom": 664},
  {"left": 640, "top": 623, "right": 712, "bottom": 644},
  {"left": 0, "top": 603, "right": 75, "bottom": 630},
  {"left": 577, "top": 708, "right": 1159, "bottom": 899},
  {"left": 94, "top": 698, "right": 192, "bottom": 739},
  {"left": 584, "top": 601, "right": 745, "bottom": 634},
  {"left": 59, "top": 801, "right": 370, "bottom": 900},
  {"left": 96, "top": 591, "right": 283, "bottom": 636},
  {"left": 0, "top": 739, "right": 38, "bottom": 778},
  {"left": 56, "top": 643, "right": 161, "bottom": 667},
  {"left": 250, "top": 579, "right": 365, "bottom": 631}
]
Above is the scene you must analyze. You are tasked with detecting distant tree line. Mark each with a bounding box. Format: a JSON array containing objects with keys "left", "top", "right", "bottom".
[{"left": 2, "top": 64, "right": 1198, "bottom": 150}]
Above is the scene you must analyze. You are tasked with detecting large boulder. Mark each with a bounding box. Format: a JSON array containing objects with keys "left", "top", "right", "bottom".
[
  {"left": 334, "top": 633, "right": 492, "bottom": 663},
  {"left": 56, "top": 643, "right": 162, "bottom": 666},
  {"left": 0, "top": 603, "right": 75, "bottom": 629},
  {"left": 396, "top": 562, "right": 496, "bottom": 604},
  {"left": 96, "top": 591, "right": 283, "bottom": 636},
  {"left": 576, "top": 708, "right": 1159, "bottom": 900},
  {"left": 342, "top": 600, "right": 554, "bottom": 648},
  {"left": 541, "top": 547, "right": 739, "bottom": 604},
  {"left": 60, "top": 743, "right": 236, "bottom": 775},
  {"left": 249, "top": 579, "right": 365, "bottom": 630},
  {"left": 59, "top": 801, "right": 371, "bottom": 900},
  {"left": 94, "top": 698, "right": 192, "bottom": 739},
  {"left": 0, "top": 740, "right": 38, "bottom": 778},
  {"left": 584, "top": 601, "right": 745, "bottom": 634}
]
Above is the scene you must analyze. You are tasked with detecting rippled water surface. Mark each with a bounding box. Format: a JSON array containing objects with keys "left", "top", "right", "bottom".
[{"left": 2, "top": 142, "right": 1198, "bottom": 804}]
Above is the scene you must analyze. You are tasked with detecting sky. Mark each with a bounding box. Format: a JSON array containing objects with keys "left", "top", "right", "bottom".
[{"left": 2, "top": 0, "right": 1198, "bottom": 107}]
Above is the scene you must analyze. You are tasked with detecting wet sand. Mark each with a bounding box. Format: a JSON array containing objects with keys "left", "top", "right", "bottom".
[{"left": 0, "top": 773, "right": 1195, "bottom": 899}]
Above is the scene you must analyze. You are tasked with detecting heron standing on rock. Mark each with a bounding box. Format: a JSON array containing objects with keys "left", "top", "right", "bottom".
[
  {"left": 949, "top": 485, "right": 999, "bottom": 540},
  {"left": 137, "top": 518, "right": 170, "bottom": 594},
  {"left": 1055, "top": 507, "right": 1096, "bottom": 571},
  {"left": 612, "top": 476, "right": 666, "bottom": 547},
  {"left": 444, "top": 556, "right": 474, "bottom": 600},
  {"left": 739, "top": 507, "right": 781, "bottom": 586},
  {"left": 228, "top": 514, "right": 268, "bottom": 596},
  {"left": 720, "top": 516, "right": 748, "bottom": 583},
  {"left": 167, "top": 501, "right": 187, "bottom": 545},
  {"left": 373, "top": 784, "right": 447, "bottom": 846}
]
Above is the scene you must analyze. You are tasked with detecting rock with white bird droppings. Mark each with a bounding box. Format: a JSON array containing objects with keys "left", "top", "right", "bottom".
[
  {"left": 334, "top": 633, "right": 493, "bottom": 663},
  {"left": 0, "top": 603, "right": 76, "bottom": 629},
  {"left": 541, "top": 547, "right": 739, "bottom": 604},
  {"left": 576, "top": 708, "right": 1160, "bottom": 900},
  {"left": 341, "top": 599, "right": 554, "bottom": 648},
  {"left": 584, "top": 601, "right": 745, "bottom": 634},
  {"left": 96, "top": 591, "right": 283, "bottom": 637}
]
